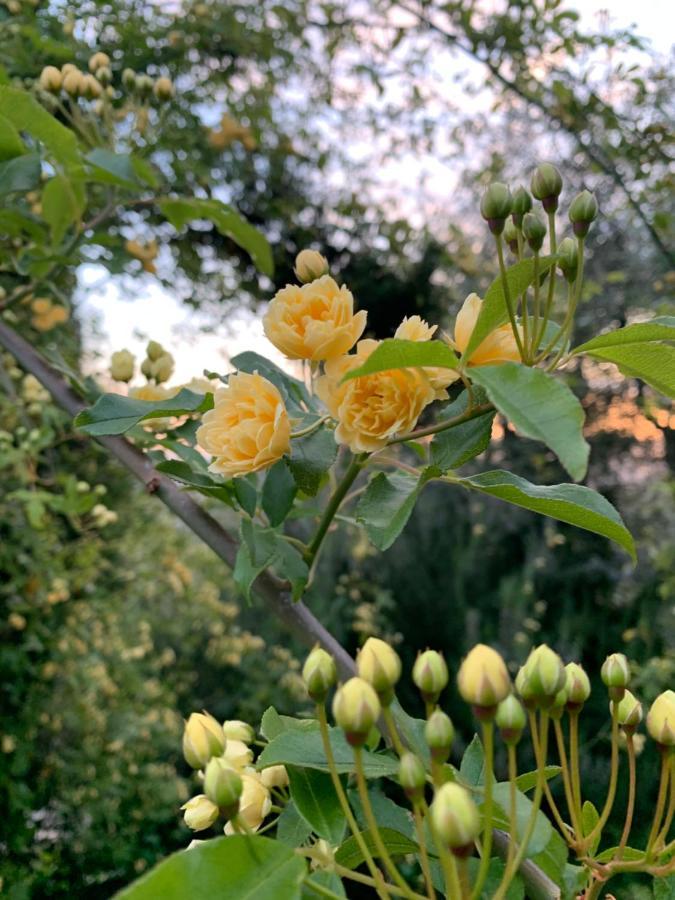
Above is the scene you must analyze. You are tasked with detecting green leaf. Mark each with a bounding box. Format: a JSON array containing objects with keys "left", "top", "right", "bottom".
[
  {"left": 348, "top": 788, "right": 416, "bottom": 842},
  {"left": 85, "top": 148, "right": 139, "bottom": 188},
  {"left": 581, "top": 800, "right": 600, "bottom": 855},
  {"left": 155, "top": 460, "right": 234, "bottom": 505},
  {"left": 653, "top": 875, "right": 675, "bottom": 899},
  {"left": 287, "top": 766, "right": 346, "bottom": 844},
  {"left": 582, "top": 343, "right": 675, "bottom": 398},
  {"left": 0, "top": 152, "right": 40, "bottom": 196},
  {"left": 356, "top": 470, "right": 433, "bottom": 550},
  {"left": 303, "top": 872, "right": 346, "bottom": 898},
  {"left": 335, "top": 827, "right": 419, "bottom": 870},
  {"left": 259, "top": 708, "right": 319, "bottom": 742},
  {"left": 74, "top": 389, "right": 213, "bottom": 436},
  {"left": 469, "top": 363, "right": 589, "bottom": 481},
  {"left": 131, "top": 155, "right": 160, "bottom": 188},
  {"left": 462, "top": 256, "right": 557, "bottom": 362},
  {"left": 530, "top": 829, "right": 568, "bottom": 888},
  {"left": 230, "top": 351, "right": 312, "bottom": 412},
  {"left": 459, "top": 735, "right": 485, "bottom": 787},
  {"left": 514, "top": 766, "right": 561, "bottom": 793},
  {"left": 276, "top": 802, "right": 313, "bottom": 848},
  {"left": 256, "top": 727, "right": 399, "bottom": 778},
  {"left": 492, "top": 784, "right": 553, "bottom": 857},
  {"left": 461, "top": 470, "right": 636, "bottom": 561},
  {"left": 113, "top": 835, "right": 306, "bottom": 900},
  {"left": 465, "top": 857, "right": 524, "bottom": 900},
  {"left": 0, "top": 87, "right": 83, "bottom": 175},
  {"left": 159, "top": 196, "right": 273, "bottom": 276},
  {"left": 262, "top": 460, "right": 297, "bottom": 525},
  {"left": 572, "top": 317, "right": 675, "bottom": 353},
  {"left": 233, "top": 476, "right": 257, "bottom": 517},
  {"left": 236, "top": 520, "right": 307, "bottom": 601},
  {"left": 340, "top": 338, "right": 459, "bottom": 382},
  {"left": 274, "top": 539, "right": 309, "bottom": 601},
  {"left": 287, "top": 428, "right": 337, "bottom": 496},
  {"left": 430, "top": 391, "right": 495, "bottom": 471},
  {"left": 42, "top": 173, "right": 85, "bottom": 245},
  {"left": 594, "top": 845, "right": 644, "bottom": 863},
  {"left": 0, "top": 114, "right": 26, "bottom": 160}
]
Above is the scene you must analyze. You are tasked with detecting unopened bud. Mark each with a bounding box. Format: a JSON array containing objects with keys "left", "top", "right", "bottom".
[
  {"left": 203, "top": 757, "right": 242, "bottom": 813},
  {"left": 95, "top": 66, "right": 112, "bottom": 87},
  {"left": 522, "top": 645, "right": 566, "bottom": 707},
  {"left": 136, "top": 74, "right": 154, "bottom": 98},
  {"left": 616, "top": 690, "right": 642, "bottom": 733},
  {"left": 332, "top": 677, "right": 381, "bottom": 746},
  {"left": 549, "top": 687, "right": 568, "bottom": 721},
  {"left": 530, "top": 163, "right": 563, "bottom": 211},
  {"left": 399, "top": 752, "right": 426, "bottom": 803},
  {"left": 39, "top": 66, "right": 62, "bottom": 93},
  {"left": 88, "top": 51, "right": 111, "bottom": 74},
  {"left": 62, "top": 70, "right": 83, "bottom": 97},
  {"left": 480, "top": 182, "right": 513, "bottom": 234},
  {"left": 558, "top": 237, "right": 579, "bottom": 283},
  {"left": 357, "top": 637, "right": 401, "bottom": 705},
  {"left": 430, "top": 783, "right": 480, "bottom": 856},
  {"left": 181, "top": 794, "right": 219, "bottom": 831},
  {"left": 503, "top": 219, "right": 519, "bottom": 254},
  {"left": 495, "top": 694, "right": 526, "bottom": 745},
  {"left": 122, "top": 68, "right": 137, "bottom": 90},
  {"left": 182, "top": 711, "right": 226, "bottom": 769},
  {"left": 522, "top": 212, "right": 547, "bottom": 252},
  {"left": 646, "top": 690, "right": 675, "bottom": 747},
  {"left": 511, "top": 186, "right": 533, "bottom": 225},
  {"left": 302, "top": 646, "right": 337, "bottom": 703},
  {"left": 222, "top": 720, "right": 255, "bottom": 744},
  {"left": 565, "top": 663, "right": 591, "bottom": 710},
  {"left": 569, "top": 190, "right": 598, "bottom": 238},
  {"left": 294, "top": 249, "right": 329, "bottom": 284},
  {"left": 82, "top": 74, "right": 103, "bottom": 100},
  {"left": 110, "top": 348, "right": 135, "bottom": 382},
  {"left": 412, "top": 650, "right": 449, "bottom": 705},
  {"left": 457, "top": 644, "right": 511, "bottom": 718},
  {"left": 425, "top": 709, "right": 454, "bottom": 762},
  {"left": 146, "top": 339, "right": 165, "bottom": 362},
  {"left": 601, "top": 653, "right": 630, "bottom": 701},
  {"left": 151, "top": 352, "right": 174, "bottom": 384},
  {"left": 153, "top": 76, "right": 175, "bottom": 101}
]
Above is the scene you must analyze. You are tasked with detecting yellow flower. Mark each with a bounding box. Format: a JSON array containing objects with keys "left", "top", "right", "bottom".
[
  {"left": 129, "top": 384, "right": 173, "bottom": 403},
  {"left": 263, "top": 275, "right": 367, "bottom": 361},
  {"left": 181, "top": 794, "right": 219, "bottom": 831},
  {"left": 315, "top": 339, "right": 436, "bottom": 452},
  {"left": 457, "top": 644, "right": 511, "bottom": 710},
  {"left": 125, "top": 239, "right": 158, "bottom": 274},
  {"left": 30, "top": 298, "right": 69, "bottom": 332},
  {"left": 260, "top": 765, "right": 289, "bottom": 789},
  {"left": 222, "top": 739, "right": 254, "bottom": 770},
  {"left": 453, "top": 293, "right": 521, "bottom": 365},
  {"left": 395, "top": 315, "right": 460, "bottom": 399},
  {"left": 196, "top": 372, "right": 291, "bottom": 478},
  {"left": 224, "top": 773, "right": 271, "bottom": 834},
  {"left": 646, "top": 690, "right": 675, "bottom": 747}
]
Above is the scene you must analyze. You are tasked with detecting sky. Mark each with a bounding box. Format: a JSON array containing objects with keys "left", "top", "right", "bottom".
[{"left": 78, "top": 0, "right": 674, "bottom": 386}]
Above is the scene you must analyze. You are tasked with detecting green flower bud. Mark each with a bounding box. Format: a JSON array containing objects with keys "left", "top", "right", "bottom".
[
  {"left": 182, "top": 712, "right": 226, "bottom": 769},
  {"left": 412, "top": 650, "right": 449, "bottom": 705},
  {"left": 122, "top": 68, "right": 137, "bottom": 90},
  {"left": 457, "top": 644, "right": 511, "bottom": 717},
  {"left": 480, "top": 182, "right": 513, "bottom": 234},
  {"left": 110, "top": 349, "right": 135, "bottom": 383},
  {"left": 565, "top": 663, "right": 591, "bottom": 709},
  {"left": 357, "top": 637, "right": 401, "bottom": 705},
  {"left": 154, "top": 76, "right": 175, "bottom": 101},
  {"left": 222, "top": 720, "right": 255, "bottom": 744},
  {"left": 425, "top": 709, "right": 455, "bottom": 762},
  {"left": 503, "top": 219, "right": 519, "bottom": 254},
  {"left": 511, "top": 186, "right": 533, "bottom": 224},
  {"left": 136, "top": 74, "right": 154, "bottom": 98},
  {"left": 203, "top": 757, "right": 242, "bottom": 814},
  {"left": 646, "top": 690, "right": 675, "bottom": 747},
  {"left": 399, "top": 752, "right": 426, "bottom": 803},
  {"left": 150, "top": 352, "right": 174, "bottom": 384},
  {"left": 39, "top": 66, "right": 62, "bottom": 93},
  {"left": 615, "top": 690, "right": 642, "bottom": 733},
  {"left": 146, "top": 339, "right": 165, "bottom": 362},
  {"left": 430, "top": 783, "right": 481, "bottom": 855},
  {"left": 530, "top": 163, "right": 563, "bottom": 211},
  {"left": 568, "top": 190, "right": 598, "bottom": 238},
  {"left": 181, "top": 794, "right": 219, "bottom": 831},
  {"left": 515, "top": 664, "right": 537, "bottom": 709},
  {"left": 96, "top": 66, "right": 112, "bottom": 87},
  {"left": 294, "top": 249, "right": 329, "bottom": 284},
  {"left": 88, "top": 52, "right": 110, "bottom": 74},
  {"left": 549, "top": 687, "right": 568, "bottom": 721},
  {"left": 558, "top": 237, "right": 579, "bottom": 283},
  {"left": 495, "top": 694, "right": 526, "bottom": 745},
  {"left": 332, "top": 677, "right": 381, "bottom": 746},
  {"left": 523, "top": 645, "right": 566, "bottom": 706},
  {"left": 522, "top": 212, "right": 547, "bottom": 252},
  {"left": 302, "top": 646, "right": 337, "bottom": 703},
  {"left": 601, "top": 653, "right": 630, "bottom": 701}
]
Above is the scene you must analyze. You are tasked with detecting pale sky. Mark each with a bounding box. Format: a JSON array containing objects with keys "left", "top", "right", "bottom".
[{"left": 79, "top": 0, "right": 673, "bottom": 386}]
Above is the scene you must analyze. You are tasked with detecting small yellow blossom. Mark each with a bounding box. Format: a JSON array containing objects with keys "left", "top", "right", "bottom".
[
  {"left": 125, "top": 239, "right": 159, "bottom": 274},
  {"left": 224, "top": 773, "right": 271, "bottom": 834},
  {"left": 395, "top": 315, "right": 460, "bottom": 398},
  {"left": 260, "top": 765, "right": 289, "bottom": 789},
  {"left": 457, "top": 643, "right": 511, "bottom": 709},
  {"left": 181, "top": 794, "right": 219, "bottom": 831},
  {"left": 263, "top": 275, "right": 367, "bottom": 361},
  {"left": 196, "top": 372, "right": 291, "bottom": 478},
  {"left": 453, "top": 293, "right": 521, "bottom": 365}
]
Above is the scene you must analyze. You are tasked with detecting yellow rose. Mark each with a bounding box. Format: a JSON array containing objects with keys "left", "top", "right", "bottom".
[
  {"left": 315, "top": 339, "right": 436, "bottom": 452},
  {"left": 395, "top": 315, "right": 460, "bottom": 399},
  {"left": 222, "top": 739, "right": 254, "bottom": 770},
  {"left": 181, "top": 794, "right": 219, "bottom": 831},
  {"left": 224, "top": 773, "right": 271, "bottom": 834},
  {"left": 196, "top": 372, "right": 290, "bottom": 478},
  {"left": 129, "top": 383, "right": 179, "bottom": 431},
  {"left": 453, "top": 293, "right": 521, "bottom": 366},
  {"left": 260, "top": 764, "right": 289, "bottom": 789},
  {"left": 263, "top": 275, "right": 367, "bottom": 361}
]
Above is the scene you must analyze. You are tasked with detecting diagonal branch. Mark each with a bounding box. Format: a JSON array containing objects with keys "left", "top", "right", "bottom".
[{"left": 0, "top": 320, "right": 356, "bottom": 681}]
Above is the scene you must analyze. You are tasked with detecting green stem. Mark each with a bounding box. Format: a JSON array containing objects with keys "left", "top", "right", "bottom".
[
  {"left": 616, "top": 732, "right": 637, "bottom": 859},
  {"left": 413, "top": 804, "right": 437, "bottom": 900},
  {"left": 646, "top": 750, "right": 671, "bottom": 858},
  {"left": 583, "top": 700, "right": 620, "bottom": 850},
  {"left": 354, "top": 746, "right": 416, "bottom": 898},
  {"left": 653, "top": 755, "right": 675, "bottom": 851},
  {"left": 291, "top": 416, "right": 329, "bottom": 440},
  {"left": 569, "top": 708, "right": 583, "bottom": 828},
  {"left": 306, "top": 456, "right": 363, "bottom": 563},
  {"left": 332, "top": 863, "right": 427, "bottom": 900},
  {"left": 383, "top": 706, "right": 406, "bottom": 757},
  {"left": 506, "top": 744, "right": 518, "bottom": 869},
  {"left": 423, "top": 797, "right": 463, "bottom": 900},
  {"left": 303, "top": 877, "right": 345, "bottom": 899},
  {"left": 544, "top": 237, "right": 585, "bottom": 370},
  {"left": 316, "top": 705, "right": 389, "bottom": 899},
  {"left": 458, "top": 857, "right": 471, "bottom": 899},
  {"left": 493, "top": 712, "right": 549, "bottom": 900},
  {"left": 495, "top": 234, "right": 526, "bottom": 361},
  {"left": 552, "top": 718, "right": 581, "bottom": 841},
  {"left": 471, "top": 721, "right": 495, "bottom": 900},
  {"left": 530, "top": 250, "right": 541, "bottom": 358},
  {"left": 387, "top": 403, "right": 494, "bottom": 445}
]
